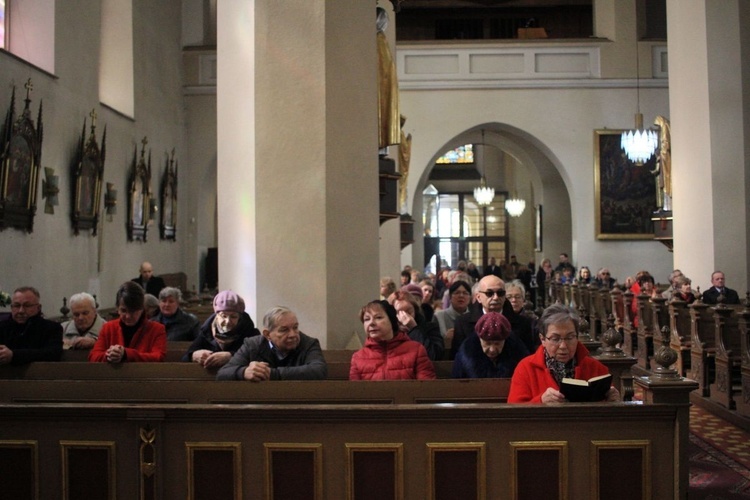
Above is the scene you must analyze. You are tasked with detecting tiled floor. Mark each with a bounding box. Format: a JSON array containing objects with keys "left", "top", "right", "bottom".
[{"left": 691, "top": 405, "right": 750, "bottom": 469}]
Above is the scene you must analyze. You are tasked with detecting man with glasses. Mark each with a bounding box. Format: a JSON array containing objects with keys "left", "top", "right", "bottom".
[
  {"left": 508, "top": 304, "right": 620, "bottom": 403},
  {"left": 0, "top": 286, "right": 63, "bottom": 364},
  {"left": 594, "top": 268, "right": 616, "bottom": 289},
  {"left": 449, "top": 275, "right": 507, "bottom": 360}
]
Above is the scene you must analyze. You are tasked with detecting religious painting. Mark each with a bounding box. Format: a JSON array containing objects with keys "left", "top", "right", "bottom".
[
  {"left": 160, "top": 149, "right": 177, "bottom": 241},
  {"left": 71, "top": 111, "right": 105, "bottom": 235},
  {"left": 594, "top": 130, "right": 657, "bottom": 240},
  {"left": 0, "top": 81, "right": 44, "bottom": 233},
  {"left": 128, "top": 138, "right": 152, "bottom": 242}
]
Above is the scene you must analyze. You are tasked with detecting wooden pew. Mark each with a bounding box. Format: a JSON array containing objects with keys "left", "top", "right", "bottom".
[
  {"left": 634, "top": 293, "right": 656, "bottom": 370},
  {"left": 60, "top": 341, "right": 194, "bottom": 362},
  {"left": 0, "top": 374, "right": 697, "bottom": 499},
  {"left": 709, "top": 304, "right": 742, "bottom": 409},
  {"left": 737, "top": 303, "right": 750, "bottom": 418},
  {"left": 668, "top": 298, "right": 692, "bottom": 377},
  {"left": 649, "top": 296, "right": 671, "bottom": 371},
  {"left": 689, "top": 300, "right": 716, "bottom": 396},
  {"left": 622, "top": 289, "right": 637, "bottom": 357}
]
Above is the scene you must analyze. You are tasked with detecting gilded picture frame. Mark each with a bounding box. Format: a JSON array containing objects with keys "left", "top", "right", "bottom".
[
  {"left": 71, "top": 114, "right": 105, "bottom": 235},
  {"left": 159, "top": 149, "right": 177, "bottom": 241},
  {"left": 594, "top": 129, "right": 657, "bottom": 240},
  {"left": 0, "top": 82, "right": 43, "bottom": 233},
  {"left": 128, "top": 139, "right": 151, "bottom": 242}
]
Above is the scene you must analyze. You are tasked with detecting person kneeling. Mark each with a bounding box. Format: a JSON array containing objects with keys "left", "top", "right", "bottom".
[
  {"left": 508, "top": 304, "right": 620, "bottom": 403},
  {"left": 216, "top": 306, "right": 327, "bottom": 381}
]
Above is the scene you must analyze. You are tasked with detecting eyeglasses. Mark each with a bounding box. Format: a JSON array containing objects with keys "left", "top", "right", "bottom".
[
  {"left": 480, "top": 289, "right": 506, "bottom": 298},
  {"left": 11, "top": 303, "right": 39, "bottom": 310},
  {"left": 544, "top": 336, "right": 578, "bottom": 345},
  {"left": 601, "top": 272, "right": 610, "bottom": 276},
  {"left": 506, "top": 294, "right": 524, "bottom": 300}
]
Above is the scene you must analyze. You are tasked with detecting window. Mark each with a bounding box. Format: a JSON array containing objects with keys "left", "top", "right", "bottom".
[
  {"left": 1, "top": 0, "right": 6, "bottom": 49},
  {"left": 4, "top": 0, "right": 55, "bottom": 73},
  {"left": 436, "top": 144, "right": 474, "bottom": 164},
  {"left": 99, "top": 0, "right": 134, "bottom": 117}
]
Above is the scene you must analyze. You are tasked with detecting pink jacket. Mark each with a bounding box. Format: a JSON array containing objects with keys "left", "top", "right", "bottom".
[
  {"left": 89, "top": 318, "right": 167, "bottom": 363},
  {"left": 508, "top": 342, "right": 609, "bottom": 403},
  {"left": 350, "top": 331, "right": 436, "bottom": 380}
]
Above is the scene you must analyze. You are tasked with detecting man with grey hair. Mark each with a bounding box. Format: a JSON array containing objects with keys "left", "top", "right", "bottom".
[
  {"left": 153, "top": 287, "right": 200, "bottom": 341},
  {"left": 0, "top": 286, "right": 62, "bottom": 364},
  {"left": 217, "top": 306, "right": 327, "bottom": 381},
  {"left": 61, "top": 292, "right": 105, "bottom": 350},
  {"left": 661, "top": 269, "right": 683, "bottom": 301}
]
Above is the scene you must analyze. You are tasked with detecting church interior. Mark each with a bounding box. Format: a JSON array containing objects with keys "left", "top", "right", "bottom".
[{"left": 1, "top": 0, "right": 750, "bottom": 498}]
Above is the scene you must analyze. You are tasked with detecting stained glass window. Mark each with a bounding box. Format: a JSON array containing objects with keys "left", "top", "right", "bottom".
[{"left": 436, "top": 144, "right": 473, "bottom": 164}]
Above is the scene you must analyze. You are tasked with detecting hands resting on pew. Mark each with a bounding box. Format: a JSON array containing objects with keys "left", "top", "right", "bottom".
[
  {"left": 244, "top": 361, "right": 272, "bottom": 382},
  {"left": 191, "top": 349, "right": 232, "bottom": 369},
  {"left": 0, "top": 345, "right": 12, "bottom": 364}
]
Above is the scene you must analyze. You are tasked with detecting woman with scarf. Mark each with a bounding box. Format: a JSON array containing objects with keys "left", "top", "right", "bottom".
[
  {"left": 181, "top": 290, "right": 260, "bottom": 369},
  {"left": 508, "top": 304, "right": 620, "bottom": 403}
]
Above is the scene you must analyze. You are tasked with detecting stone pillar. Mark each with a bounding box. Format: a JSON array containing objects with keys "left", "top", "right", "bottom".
[
  {"left": 667, "top": 0, "right": 750, "bottom": 291},
  {"left": 217, "top": 1, "right": 379, "bottom": 348}
]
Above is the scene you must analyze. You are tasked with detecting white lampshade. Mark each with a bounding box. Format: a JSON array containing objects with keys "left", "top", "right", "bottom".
[
  {"left": 621, "top": 113, "right": 658, "bottom": 165},
  {"left": 474, "top": 177, "right": 495, "bottom": 206},
  {"left": 505, "top": 197, "right": 526, "bottom": 217}
]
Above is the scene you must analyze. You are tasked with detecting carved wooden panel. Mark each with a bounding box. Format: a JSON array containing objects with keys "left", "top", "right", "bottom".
[
  {"left": 591, "top": 440, "right": 651, "bottom": 500},
  {"left": 60, "top": 440, "right": 115, "bottom": 500},
  {"left": 0, "top": 440, "right": 37, "bottom": 499},
  {"left": 346, "top": 443, "right": 403, "bottom": 500},
  {"left": 264, "top": 443, "right": 322, "bottom": 500},
  {"left": 185, "top": 442, "right": 241, "bottom": 500},
  {"left": 427, "top": 443, "right": 485, "bottom": 500},
  {"left": 510, "top": 441, "right": 568, "bottom": 500}
]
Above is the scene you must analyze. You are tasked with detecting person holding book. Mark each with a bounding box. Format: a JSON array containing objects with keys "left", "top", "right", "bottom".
[{"left": 508, "top": 304, "right": 620, "bottom": 403}]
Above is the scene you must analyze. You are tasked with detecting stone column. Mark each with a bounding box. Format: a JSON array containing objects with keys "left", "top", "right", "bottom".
[
  {"left": 217, "top": 1, "right": 379, "bottom": 347},
  {"left": 667, "top": 0, "right": 750, "bottom": 291}
]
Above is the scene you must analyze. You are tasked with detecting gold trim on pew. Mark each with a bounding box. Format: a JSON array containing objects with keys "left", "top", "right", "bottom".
[
  {"left": 0, "top": 439, "right": 39, "bottom": 499},
  {"left": 60, "top": 440, "right": 116, "bottom": 500},
  {"left": 264, "top": 443, "right": 323, "bottom": 500},
  {"left": 346, "top": 443, "right": 404, "bottom": 500},
  {"left": 510, "top": 441, "right": 569, "bottom": 500},
  {"left": 590, "top": 440, "right": 651, "bottom": 500},
  {"left": 426, "top": 442, "right": 486, "bottom": 500},
  {"left": 185, "top": 441, "right": 242, "bottom": 500}
]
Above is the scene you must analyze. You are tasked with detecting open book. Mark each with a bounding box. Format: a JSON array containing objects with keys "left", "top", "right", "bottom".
[{"left": 559, "top": 374, "right": 612, "bottom": 402}]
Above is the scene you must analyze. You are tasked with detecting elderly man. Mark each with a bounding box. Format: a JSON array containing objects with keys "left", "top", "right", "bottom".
[
  {"left": 61, "top": 292, "right": 105, "bottom": 349},
  {"left": 217, "top": 306, "right": 327, "bottom": 381},
  {"left": 661, "top": 269, "right": 683, "bottom": 301},
  {"left": 702, "top": 271, "right": 740, "bottom": 305},
  {"left": 182, "top": 290, "right": 260, "bottom": 369},
  {"left": 0, "top": 287, "right": 62, "bottom": 364},
  {"left": 593, "top": 268, "right": 616, "bottom": 289},
  {"left": 153, "top": 287, "right": 200, "bottom": 341},
  {"left": 131, "top": 261, "right": 166, "bottom": 297},
  {"left": 449, "top": 274, "right": 507, "bottom": 360}
]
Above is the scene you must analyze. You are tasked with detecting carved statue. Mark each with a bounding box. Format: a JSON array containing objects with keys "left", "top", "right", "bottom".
[
  {"left": 398, "top": 114, "right": 412, "bottom": 213},
  {"left": 377, "top": 7, "right": 400, "bottom": 150},
  {"left": 651, "top": 116, "right": 671, "bottom": 211}
]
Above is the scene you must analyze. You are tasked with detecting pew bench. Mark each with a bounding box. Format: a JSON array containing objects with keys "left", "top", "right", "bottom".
[{"left": 710, "top": 305, "right": 742, "bottom": 409}]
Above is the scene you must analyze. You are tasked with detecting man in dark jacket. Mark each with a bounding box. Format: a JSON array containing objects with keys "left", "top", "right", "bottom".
[
  {"left": 131, "top": 261, "right": 166, "bottom": 297},
  {"left": 702, "top": 271, "right": 740, "bottom": 305},
  {"left": 217, "top": 306, "right": 327, "bottom": 381},
  {"left": 0, "top": 286, "right": 62, "bottom": 364}
]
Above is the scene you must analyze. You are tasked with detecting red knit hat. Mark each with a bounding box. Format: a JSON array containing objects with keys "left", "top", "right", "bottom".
[{"left": 475, "top": 312, "right": 511, "bottom": 341}]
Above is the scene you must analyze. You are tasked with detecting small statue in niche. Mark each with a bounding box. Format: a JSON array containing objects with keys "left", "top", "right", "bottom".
[
  {"left": 398, "top": 114, "right": 412, "bottom": 213},
  {"left": 377, "top": 6, "right": 400, "bottom": 152},
  {"left": 651, "top": 116, "right": 671, "bottom": 212}
]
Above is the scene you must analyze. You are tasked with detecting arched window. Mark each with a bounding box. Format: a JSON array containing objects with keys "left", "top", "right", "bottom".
[{"left": 99, "top": 0, "right": 134, "bottom": 117}]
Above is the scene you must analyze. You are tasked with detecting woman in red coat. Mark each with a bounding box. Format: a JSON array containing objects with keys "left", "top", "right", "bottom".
[
  {"left": 349, "top": 300, "right": 435, "bottom": 380},
  {"left": 508, "top": 304, "right": 619, "bottom": 403},
  {"left": 89, "top": 281, "right": 167, "bottom": 363}
]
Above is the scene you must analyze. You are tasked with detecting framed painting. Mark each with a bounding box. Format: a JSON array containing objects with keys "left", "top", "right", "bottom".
[
  {"left": 594, "top": 129, "right": 657, "bottom": 240},
  {"left": 128, "top": 138, "right": 152, "bottom": 242},
  {"left": 0, "top": 81, "right": 43, "bottom": 233},
  {"left": 160, "top": 149, "right": 177, "bottom": 241},
  {"left": 71, "top": 112, "right": 105, "bottom": 235}
]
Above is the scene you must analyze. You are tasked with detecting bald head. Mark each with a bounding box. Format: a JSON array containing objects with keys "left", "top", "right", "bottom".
[
  {"left": 139, "top": 261, "right": 154, "bottom": 281},
  {"left": 476, "top": 275, "right": 506, "bottom": 313}
]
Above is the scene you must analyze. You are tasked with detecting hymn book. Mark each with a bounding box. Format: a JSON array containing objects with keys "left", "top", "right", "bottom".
[{"left": 559, "top": 374, "right": 612, "bottom": 402}]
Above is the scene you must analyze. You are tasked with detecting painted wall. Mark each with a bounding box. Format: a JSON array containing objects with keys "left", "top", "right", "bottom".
[{"left": 0, "top": 0, "right": 188, "bottom": 310}]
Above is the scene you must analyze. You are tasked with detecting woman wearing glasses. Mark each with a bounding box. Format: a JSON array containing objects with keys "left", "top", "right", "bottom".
[{"left": 508, "top": 304, "right": 620, "bottom": 403}]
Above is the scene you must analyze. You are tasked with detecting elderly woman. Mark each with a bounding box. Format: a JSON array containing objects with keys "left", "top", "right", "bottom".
[
  {"left": 452, "top": 312, "right": 528, "bottom": 379},
  {"left": 391, "top": 290, "right": 444, "bottom": 361},
  {"left": 673, "top": 276, "right": 697, "bottom": 304},
  {"left": 350, "top": 300, "right": 435, "bottom": 380},
  {"left": 182, "top": 290, "right": 260, "bottom": 368},
  {"left": 504, "top": 280, "right": 539, "bottom": 353},
  {"left": 433, "top": 280, "right": 471, "bottom": 349},
  {"left": 508, "top": 304, "right": 620, "bottom": 403},
  {"left": 89, "top": 282, "right": 167, "bottom": 363},
  {"left": 153, "top": 287, "right": 200, "bottom": 341}
]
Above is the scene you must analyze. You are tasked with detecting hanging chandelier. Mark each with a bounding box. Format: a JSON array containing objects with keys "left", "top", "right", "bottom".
[
  {"left": 620, "top": 40, "right": 658, "bottom": 166},
  {"left": 474, "top": 129, "right": 495, "bottom": 206},
  {"left": 505, "top": 197, "right": 526, "bottom": 217}
]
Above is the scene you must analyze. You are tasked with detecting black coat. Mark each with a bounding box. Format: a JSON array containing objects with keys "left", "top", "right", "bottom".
[
  {"left": 131, "top": 276, "right": 167, "bottom": 297},
  {"left": 452, "top": 333, "right": 529, "bottom": 379},
  {"left": 181, "top": 312, "right": 260, "bottom": 361},
  {"left": 0, "top": 315, "right": 63, "bottom": 364},
  {"left": 702, "top": 287, "right": 740, "bottom": 305}
]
